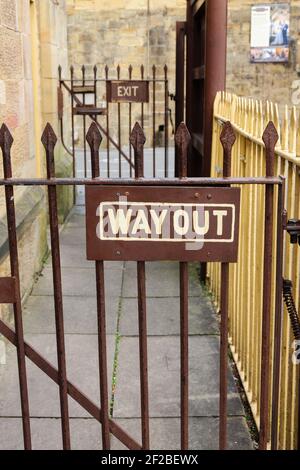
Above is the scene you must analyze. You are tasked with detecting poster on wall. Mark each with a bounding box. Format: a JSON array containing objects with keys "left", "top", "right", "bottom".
[{"left": 250, "top": 3, "right": 290, "bottom": 63}]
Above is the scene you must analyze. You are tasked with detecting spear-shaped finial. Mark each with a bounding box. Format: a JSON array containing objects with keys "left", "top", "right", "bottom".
[
  {"left": 86, "top": 122, "right": 102, "bottom": 178},
  {"left": 41, "top": 123, "right": 57, "bottom": 178},
  {"left": 220, "top": 121, "right": 236, "bottom": 178},
  {"left": 262, "top": 121, "right": 278, "bottom": 177},
  {"left": 175, "top": 122, "right": 191, "bottom": 178},
  {"left": 130, "top": 122, "right": 146, "bottom": 178}
]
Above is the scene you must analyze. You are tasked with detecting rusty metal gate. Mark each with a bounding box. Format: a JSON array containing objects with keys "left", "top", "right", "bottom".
[
  {"left": 0, "top": 118, "right": 286, "bottom": 450},
  {"left": 58, "top": 65, "right": 173, "bottom": 199}
]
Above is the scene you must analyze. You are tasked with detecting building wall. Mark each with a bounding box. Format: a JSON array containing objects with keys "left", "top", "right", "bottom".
[
  {"left": 66, "top": 0, "right": 186, "bottom": 148},
  {"left": 227, "top": 0, "right": 300, "bottom": 111},
  {"left": 0, "top": 0, "right": 71, "bottom": 325}
]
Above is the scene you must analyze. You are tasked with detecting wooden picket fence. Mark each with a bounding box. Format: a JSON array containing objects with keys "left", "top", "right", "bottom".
[{"left": 209, "top": 92, "right": 300, "bottom": 449}]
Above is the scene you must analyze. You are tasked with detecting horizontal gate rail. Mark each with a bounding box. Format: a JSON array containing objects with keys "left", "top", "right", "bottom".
[
  {"left": 0, "top": 118, "right": 284, "bottom": 450},
  {"left": 0, "top": 177, "right": 282, "bottom": 186}
]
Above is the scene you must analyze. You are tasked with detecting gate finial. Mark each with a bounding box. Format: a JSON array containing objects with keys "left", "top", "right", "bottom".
[
  {"left": 86, "top": 122, "right": 102, "bottom": 178},
  {"left": 130, "top": 122, "right": 146, "bottom": 178},
  {"left": 41, "top": 123, "right": 57, "bottom": 178},
  {"left": 175, "top": 122, "right": 191, "bottom": 178},
  {"left": 220, "top": 121, "right": 236, "bottom": 178},
  {"left": 0, "top": 123, "right": 13, "bottom": 154},
  {"left": 220, "top": 121, "right": 236, "bottom": 152},
  {"left": 262, "top": 121, "right": 278, "bottom": 177},
  {"left": 86, "top": 122, "right": 102, "bottom": 151},
  {"left": 41, "top": 123, "right": 57, "bottom": 151},
  {"left": 0, "top": 124, "right": 13, "bottom": 178}
]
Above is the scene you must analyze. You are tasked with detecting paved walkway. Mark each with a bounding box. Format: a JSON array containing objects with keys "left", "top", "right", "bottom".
[{"left": 0, "top": 206, "right": 253, "bottom": 450}]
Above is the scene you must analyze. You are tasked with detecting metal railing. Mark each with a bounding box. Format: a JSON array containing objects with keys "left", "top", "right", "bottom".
[
  {"left": 0, "top": 117, "right": 284, "bottom": 450},
  {"left": 209, "top": 91, "right": 300, "bottom": 450}
]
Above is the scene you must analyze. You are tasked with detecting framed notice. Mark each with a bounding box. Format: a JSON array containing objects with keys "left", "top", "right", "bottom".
[{"left": 250, "top": 3, "right": 290, "bottom": 63}]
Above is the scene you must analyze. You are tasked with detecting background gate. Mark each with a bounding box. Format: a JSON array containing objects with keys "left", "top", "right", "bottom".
[{"left": 58, "top": 64, "right": 173, "bottom": 205}]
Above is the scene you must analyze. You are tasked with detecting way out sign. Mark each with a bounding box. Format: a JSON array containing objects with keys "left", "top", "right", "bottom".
[
  {"left": 106, "top": 80, "right": 149, "bottom": 103},
  {"left": 86, "top": 187, "right": 240, "bottom": 262}
]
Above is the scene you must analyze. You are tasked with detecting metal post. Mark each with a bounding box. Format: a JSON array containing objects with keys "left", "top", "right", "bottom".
[
  {"left": 0, "top": 124, "right": 32, "bottom": 450},
  {"left": 41, "top": 123, "right": 71, "bottom": 449},
  {"left": 219, "top": 121, "right": 236, "bottom": 450},
  {"left": 259, "top": 121, "right": 279, "bottom": 450},
  {"left": 86, "top": 122, "right": 111, "bottom": 449},
  {"left": 130, "top": 122, "right": 150, "bottom": 449},
  {"left": 175, "top": 122, "right": 191, "bottom": 450}
]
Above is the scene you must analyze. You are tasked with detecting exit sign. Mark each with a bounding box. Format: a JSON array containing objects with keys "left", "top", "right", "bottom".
[{"left": 106, "top": 80, "right": 149, "bottom": 103}]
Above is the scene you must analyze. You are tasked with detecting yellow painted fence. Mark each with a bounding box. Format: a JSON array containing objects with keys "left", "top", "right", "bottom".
[{"left": 208, "top": 92, "right": 300, "bottom": 449}]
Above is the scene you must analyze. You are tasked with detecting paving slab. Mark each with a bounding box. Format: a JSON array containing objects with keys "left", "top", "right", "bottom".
[
  {"left": 0, "top": 418, "right": 106, "bottom": 450},
  {"left": 31, "top": 267, "right": 123, "bottom": 298},
  {"left": 113, "top": 336, "right": 243, "bottom": 418},
  {"left": 122, "top": 262, "right": 202, "bottom": 298},
  {"left": 0, "top": 334, "right": 116, "bottom": 419},
  {"left": 111, "top": 417, "right": 253, "bottom": 450},
  {"left": 45, "top": 244, "right": 124, "bottom": 270},
  {"left": 119, "top": 296, "right": 219, "bottom": 336},
  {"left": 23, "top": 294, "right": 119, "bottom": 335}
]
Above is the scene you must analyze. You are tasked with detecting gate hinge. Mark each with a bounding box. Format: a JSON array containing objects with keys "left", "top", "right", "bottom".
[{"left": 283, "top": 212, "right": 300, "bottom": 245}]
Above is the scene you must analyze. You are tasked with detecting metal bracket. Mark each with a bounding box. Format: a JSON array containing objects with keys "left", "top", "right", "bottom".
[{"left": 284, "top": 216, "right": 300, "bottom": 245}]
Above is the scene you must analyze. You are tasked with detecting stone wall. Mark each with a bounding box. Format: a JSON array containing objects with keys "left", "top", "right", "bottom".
[
  {"left": 0, "top": 0, "right": 71, "bottom": 325},
  {"left": 66, "top": 0, "right": 186, "bottom": 148}
]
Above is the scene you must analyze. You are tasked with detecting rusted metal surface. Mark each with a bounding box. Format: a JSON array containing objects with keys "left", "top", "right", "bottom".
[
  {"left": 117, "top": 65, "right": 122, "bottom": 177},
  {"left": 152, "top": 65, "right": 156, "bottom": 177},
  {"left": 175, "top": 22, "right": 186, "bottom": 177},
  {"left": 87, "top": 123, "right": 111, "bottom": 449},
  {"left": 0, "top": 120, "right": 285, "bottom": 451},
  {"left": 131, "top": 122, "right": 150, "bottom": 449},
  {"left": 176, "top": 123, "right": 190, "bottom": 450},
  {"left": 219, "top": 121, "right": 236, "bottom": 450},
  {"left": 0, "top": 124, "right": 32, "bottom": 450},
  {"left": 271, "top": 177, "right": 285, "bottom": 450},
  {"left": 164, "top": 65, "right": 169, "bottom": 178},
  {"left": 57, "top": 87, "right": 64, "bottom": 120},
  {"left": 85, "top": 185, "right": 240, "bottom": 262},
  {"left": 106, "top": 80, "right": 149, "bottom": 103},
  {"left": 0, "top": 176, "right": 282, "bottom": 187},
  {"left": 0, "top": 277, "right": 17, "bottom": 304},
  {"left": 259, "top": 121, "right": 279, "bottom": 450},
  {"left": 129, "top": 66, "right": 133, "bottom": 177},
  {"left": 41, "top": 124, "right": 71, "bottom": 450}
]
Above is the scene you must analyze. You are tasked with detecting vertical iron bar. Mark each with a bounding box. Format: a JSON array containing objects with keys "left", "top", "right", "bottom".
[
  {"left": 141, "top": 65, "right": 144, "bottom": 129},
  {"left": 70, "top": 65, "right": 76, "bottom": 204},
  {"left": 117, "top": 65, "right": 121, "bottom": 178},
  {"left": 219, "top": 121, "right": 236, "bottom": 450},
  {"left": 82, "top": 65, "right": 87, "bottom": 178},
  {"left": 86, "top": 123, "right": 110, "bottom": 449},
  {"left": 259, "top": 122, "right": 278, "bottom": 450},
  {"left": 129, "top": 65, "right": 133, "bottom": 177},
  {"left": 105, "top": 65, "right": 110, "bottom": 178},
  {"left": 0, "top": 125, "right": 32, "bottom": 450},
  {"left": 41, "top": 124, "right": 71, "bottom": 450},
  {"left": 271, "top": 177, "right": 285, "bottom": 450},
  {"left": 152, "top": 65, "right": 156, "bottom": 177},
  {"left": 175, "top": 21, "right": 186, "bottom": 177},
  {"left": 164, "top": 65, "right": 169, "bottom": 178},
  {"left": 130, "top": 122, "right": 150, "bottom": 449},
  {"left": 175, "top": 122, "right": 191, "bottom": 450}
]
